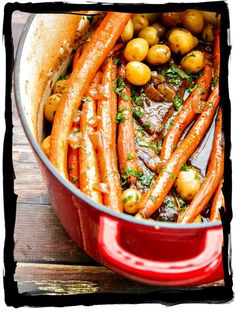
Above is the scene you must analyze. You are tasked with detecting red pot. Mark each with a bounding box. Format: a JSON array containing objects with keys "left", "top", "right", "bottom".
[{"left": 14, "top": 13, "right": 224, "bottom": 286}]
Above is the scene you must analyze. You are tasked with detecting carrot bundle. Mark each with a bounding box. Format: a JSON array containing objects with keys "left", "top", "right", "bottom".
[
  {"left": 49, "top": 12, "right": 131, "bottom": 178},
  {"left": 180, "top": 106, "right": 224, "bottom": 223},
  {"left": 160, "top": 57, "right": 213, "bottom": 161}
]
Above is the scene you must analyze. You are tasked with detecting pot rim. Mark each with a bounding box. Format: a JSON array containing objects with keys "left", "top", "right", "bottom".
[{"left": 14, "top": 12, "right": 222, "bottom": 230}]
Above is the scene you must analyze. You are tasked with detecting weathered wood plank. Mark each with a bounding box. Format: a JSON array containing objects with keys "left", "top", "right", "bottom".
[
  {"left": 14, "top": 263, "right": 224, "bottom": 295},
  {"left": 14, "top": 203, "right": 95, "bottom": 264}
]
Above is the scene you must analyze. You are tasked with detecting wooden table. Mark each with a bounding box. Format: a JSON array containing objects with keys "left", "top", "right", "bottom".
[{"left": 10, "top": 10, "right": 228, "bottom": 307}]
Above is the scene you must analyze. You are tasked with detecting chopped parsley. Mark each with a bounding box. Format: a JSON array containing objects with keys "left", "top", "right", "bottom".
[
  {"left": 121, "top": 166, "right": 143, "bottom": 185},
  {"left": 140, "top": 174, "right": 155, "bottom": 188},
  {"left": 56, "top": 75, "right": 67, "bottom": 82},
  {"left": 123, "top": 194, "right": 134, "bottom": 203},
  {"left": 181, "top": 163, "right": 192, "bottom": 171},
  {"left": 142, "top": 121, "right": 152, "bottom": 129},
  {"left": 187, "top": 83, "right": 201, "bottom": 94},
  {"left": 86, "top": 15, "right": 94, "bottom": 22},
  {"left": 173, "top": 94, "right": 183, "bottom": 111},
  {"left": 149, "top": 195, "right": 157, "bottom": 203},
  {"left": 82, "top": 97, "right": 92, "bottom": 102},
  {"left": 126, "top": 152, "right": 134, "bottom": 161},
  {"left": 209, "top": 102, "right": 214, "bottom": 110},
  {"left": 132, "top": 107, "right": 144, "bottom": 119},
  {"left": 135, "top": 137, "right": 160, "bottom": 154},
  {"left": 131, "top": 87, "right": 146, "bottom": 106},
  {"left": 178, "top": 197, "right": 186, "bottom": 210},
  {"left": 161, "top": 65, "right": 191, "bottom": 86},
  {"left": 116, "top": 112, "right": 126, "bottom": 123},
  {"left": 165, "top": 200, "right": 175, "bottom": 208},
  {"left": 212, "top": 76, "right": 219, "bottom": 87},
  {"left": 113, "top": 58, "right": 121, "bottom": 65}
]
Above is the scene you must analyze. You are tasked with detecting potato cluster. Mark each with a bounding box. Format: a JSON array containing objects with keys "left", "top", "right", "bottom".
[{"left": 121, "top": 10, "right": 218, "bottom": 85}]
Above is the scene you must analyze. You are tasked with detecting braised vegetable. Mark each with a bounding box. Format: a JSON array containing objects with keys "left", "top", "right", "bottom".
[
  {"left": 49, "top": 12, "right": 131, "bottom": 178},
  {"left": 43, "top": 10, "right": 224, "bottom": 224}
]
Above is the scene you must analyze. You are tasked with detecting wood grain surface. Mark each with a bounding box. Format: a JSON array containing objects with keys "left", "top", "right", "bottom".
[{"left": 11, "top": 10, "right": 224, "bottom": 302}]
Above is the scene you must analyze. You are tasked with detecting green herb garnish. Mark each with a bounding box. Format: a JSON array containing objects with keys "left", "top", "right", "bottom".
[
  {"left": 132, "top": 107, "right": 144, "bottom": 119},
  {"left": 116, "top": 112, "right": 126, "bottom": 123},
  {"left": 173, "top": 94, "right": 183, "bottom": 111},
  {"left": 212, "top": 76, "right": 219, "bottom": 87}
]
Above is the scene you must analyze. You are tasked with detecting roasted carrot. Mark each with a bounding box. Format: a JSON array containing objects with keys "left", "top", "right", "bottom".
[
  {"left": 72, "top": 46, "right": 82, "bottom": 70},
  {"left": 161, "top": 57, "right": 212, "bottom": 161},
  {"left": 137, "top": 84, "right": 220, "bottom": 218},
  {"left": 97, "top": 58, "right": 123, "bottom": 212},
  {"left": 67, "top": 124, "right": 80, "bottom": 188},
  {"left": 117, "top": 63, "right": 140, "bottom": 184},
  {"left": 79, "top": 72, "right": 103, "bottom": 204},
  {"left": 50, "top": 12, "right": 131, "bottom": 178},
  {"left": 209, "top": 180, "right": 225, "bottom": 222},
  {"left": 180, "top": 107, "right": 224, "bottom": 223},
  {"left": 213, "top": 28, "right": 220, "bottom": 78}
]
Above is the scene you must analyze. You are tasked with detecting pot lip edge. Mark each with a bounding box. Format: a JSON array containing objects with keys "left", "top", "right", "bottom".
[{"left": 13, "top": 12, "right": 222, "bottom": 231}]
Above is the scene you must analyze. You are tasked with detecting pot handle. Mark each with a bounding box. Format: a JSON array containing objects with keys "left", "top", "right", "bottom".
[{"left": 98, "top": 216, "right": 223, "bottom": 286}]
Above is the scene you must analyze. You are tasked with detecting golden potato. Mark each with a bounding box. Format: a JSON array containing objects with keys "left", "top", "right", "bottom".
[
  {"left": 132, "top": 14, "right": 149, "bottom": 33},
  {"left": 161, "top": 12, "right": 183, "bottom": 27},
  {"left": 125, "top": 61, "right": 151, "bottom": 86},
  {"left": 121, "top": 18, "right": 134, "bottom": 43},
  {"left": 202, "top": 23, "right": 214, "bottom": 42},
  {"left": 151, "top": 22, "right": 166, "bottom": 37},
  {"left": 168, "top": 28, "right": 198, "bottom": 54},
  {"left": 174, "top": 167, "right": 202, "bottom": 203},
  {"left": 122, "top": 188, "right": 142, "bottom": 214},
  {"left": 146, "top": 44, "right": 171, "bottom": 65},
  {"left": 52, "top": 79, "right": 68, "bottom": 94},
  {"left": 182, "top": 9, "right": 204, "bottom": 35},
  {"left": 138, "top": 26, "right": 159, "bottom": 46},
  {"left": 181, "top": 50, "right": 204, "bottom": 73},
  {"left": 41, "top": 135, "right": 51, "bottom": 158},
  {"left": 44, "top": 93, "right": 61, "bottom": 123},
  {"left": 124, "top": 38, "right": 149, "bottom": 62}
]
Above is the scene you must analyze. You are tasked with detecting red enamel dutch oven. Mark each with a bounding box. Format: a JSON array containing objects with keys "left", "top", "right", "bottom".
[{"left": 14, "top": 13, "right": 224, "bottom": 286}]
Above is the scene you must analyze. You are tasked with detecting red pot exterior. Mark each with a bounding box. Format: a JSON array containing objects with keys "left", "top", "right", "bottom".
[{"left": 37, "top": 155, "right": 224, "bottom": 287}]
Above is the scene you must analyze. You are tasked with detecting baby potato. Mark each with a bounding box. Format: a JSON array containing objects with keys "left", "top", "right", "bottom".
[
  {"left": 52, "top": 79, "right": 68, "bottom": 94},
  {"left": 41, "top": 135, "right": 51, "bottom": 158},
  {"left": 124, "top": 38, "right": 149, "bottom": 62},
  {"left": 138, "top": 26, "right": 159, "bottom": 46},
  {"left": 201, "top": 11, "right": 221, "bottom": 26},
  {"left": 44, "top": 93, "right": 61, "bottom": 123},
  {"left": 151, "top": 22, "right": 166, "bottom": 37},
  {"left": 161, "top": 12, "right": 183, "bottom": 27},
  {"left": 122, "top": 188, "right": 141, "bottom": 214},
  {"left": 174, "top": 167, "right": 202, "bottom": 203},
  {"left": 181, "top": 50, "right": 204, "bottom": 73},
  {"left": 125, "top": 61, "right": 151, "bottom": 86},
  {"left": 201, "top": 23, "right": 214, "bottom": 42},
  {"left": 146, "top": 44, "right": 171, "bottom": 65},
  {"left": 182, "top": 9, "right": 204, "bottom": 35},
  {"left": 132, "top": 14, "right": 149, "bottom": 33},
  {"left": 168, "top": 28, "right": 198, "bottom": 55},
  {"left": 121, "top": 18, "right": 134, "bottom": 43}
]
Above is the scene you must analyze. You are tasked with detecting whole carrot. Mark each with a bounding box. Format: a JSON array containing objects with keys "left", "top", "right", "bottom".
[
  {"left": 79, "top": 72, "right": 103, "bottom": 204},
  {"left": 137, "top": 84, "right": 220, "bottom": 218},
  {"left": 50, "top": 12, "right": 131, "bottom": 178},
  {"left": 161, "top": 57, "right": 212, "bottom": 161},
  {"left": 97, "top": 58, "right": 123, "bottom": 212},
  {"left": 117, "top": 64, "right": 140, "bottom": 184},
  {"left": 210, "top": 180, "right": 225, "bottom": 222},
  {"left": 181, "top": 107, "right": 224, "bottom": 223}
]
